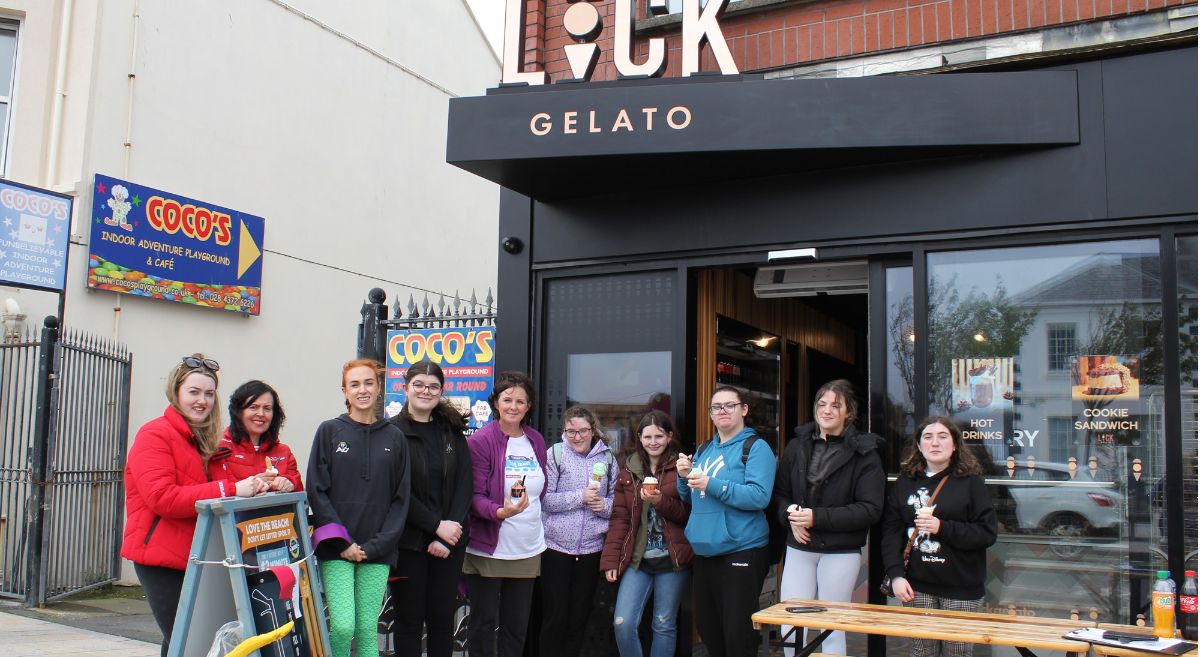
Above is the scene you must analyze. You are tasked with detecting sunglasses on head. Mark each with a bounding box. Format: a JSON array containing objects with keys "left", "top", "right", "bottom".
[{"left": 182, "top": 356, "right": 220, "bottom": 372}]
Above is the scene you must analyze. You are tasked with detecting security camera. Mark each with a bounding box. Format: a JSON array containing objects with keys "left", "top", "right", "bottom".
[{"left": 501, "top": 236, "right": 524, "bottom": 254}]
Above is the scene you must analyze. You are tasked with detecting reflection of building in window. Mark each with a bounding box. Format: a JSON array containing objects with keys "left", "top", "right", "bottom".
[
  {"left": 0, "top": 20, "right": 18, "bottom": 175},
  {"left": 1047, "top": 323, "right": 1077, "bottom": 371},
  {"left": 1048, "top": 417, "right": 1074, "bottom": 463}
]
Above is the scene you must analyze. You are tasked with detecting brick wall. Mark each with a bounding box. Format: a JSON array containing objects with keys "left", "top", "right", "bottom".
[{"left": 524, "top": 0, "right": 1194, "bottom": 82}]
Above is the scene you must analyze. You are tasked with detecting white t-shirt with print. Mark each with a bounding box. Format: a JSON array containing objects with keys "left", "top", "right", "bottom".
[{"left": 491, "top": 435, "right": 546, "bottom": 559}]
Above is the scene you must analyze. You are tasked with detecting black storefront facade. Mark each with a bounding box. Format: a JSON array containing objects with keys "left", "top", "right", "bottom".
[{"left": 447, "top": 44, "right": 1197, "bottom": 653}]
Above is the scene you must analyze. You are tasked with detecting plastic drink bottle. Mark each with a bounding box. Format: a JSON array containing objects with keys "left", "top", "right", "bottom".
[
  {"left": 1152, "top": 570, "right": 1176, "bottom": 638},
  {"left": 1180, "top": 570, "right": 1197, "bottom": 641}
]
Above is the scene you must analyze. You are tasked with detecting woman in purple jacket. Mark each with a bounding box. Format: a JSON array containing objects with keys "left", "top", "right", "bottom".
[
  {"left": 464, "top": 371, "right": 548, "bottom": 657},
  {"left": 539, "top": 405, "right": 615, "bottom": 657}
]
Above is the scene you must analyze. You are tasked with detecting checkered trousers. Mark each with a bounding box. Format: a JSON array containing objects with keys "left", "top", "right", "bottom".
[{"left": 901, "top": 592, "right": 985, "bottom": 657}]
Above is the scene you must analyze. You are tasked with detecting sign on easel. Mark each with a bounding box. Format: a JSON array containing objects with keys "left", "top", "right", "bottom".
[{"left": 168, "top": 493, "right": 331, "bottom": 657}]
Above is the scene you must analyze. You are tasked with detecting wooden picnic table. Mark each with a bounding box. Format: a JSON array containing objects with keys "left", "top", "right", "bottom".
[
  {"left": 752, "top": 598, "right": 1092, "bottom": 657},
  {"left": 1089, "top": 624, "right": 1198, "bottom": 657}
]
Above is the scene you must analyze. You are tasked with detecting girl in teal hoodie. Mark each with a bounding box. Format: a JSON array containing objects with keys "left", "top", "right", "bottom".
[{"left": 677, "top": 385, "right": 776, "bottom": 657}]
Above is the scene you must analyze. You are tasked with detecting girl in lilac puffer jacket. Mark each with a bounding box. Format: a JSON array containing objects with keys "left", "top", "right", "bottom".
[{"left": 539, "top": 405, "right": 615, "bottom": 657}]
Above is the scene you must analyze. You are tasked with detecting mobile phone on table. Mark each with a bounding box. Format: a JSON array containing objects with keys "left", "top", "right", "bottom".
[
  {"left": 1101, "top": 631, "right": 1156, "bottom": 643},
  {"left": 785, "top": 606, "right": 827, "bottom": 613}
]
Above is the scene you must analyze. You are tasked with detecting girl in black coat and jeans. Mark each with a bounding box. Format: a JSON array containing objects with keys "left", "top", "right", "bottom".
[
  {"left": 773, "top": 379, "right": 885, "bottom": 656},
  {"left": 388, "top": 360, "right": 474, "bottom": 657},
  {"left": 882, "top": 416, "right": 996, "bottom": 657}
]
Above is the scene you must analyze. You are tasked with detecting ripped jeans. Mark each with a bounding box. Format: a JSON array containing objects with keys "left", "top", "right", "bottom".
[{"left": 612, "top": 566, "right": 690, "bottom": 657}]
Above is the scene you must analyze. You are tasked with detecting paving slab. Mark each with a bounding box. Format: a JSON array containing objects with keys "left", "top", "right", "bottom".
[{"left": 0, "top": 609, "right": 160, "bottom": 657}]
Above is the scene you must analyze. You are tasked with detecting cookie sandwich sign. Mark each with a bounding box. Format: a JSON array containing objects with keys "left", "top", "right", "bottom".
[{"left": 87, "top": 174, "right": 265, "bottom": 315}]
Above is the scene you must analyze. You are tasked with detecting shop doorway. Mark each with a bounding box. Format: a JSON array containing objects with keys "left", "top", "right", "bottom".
[{"left": 693, "top": 265, "right": 868, "bottom": 454}]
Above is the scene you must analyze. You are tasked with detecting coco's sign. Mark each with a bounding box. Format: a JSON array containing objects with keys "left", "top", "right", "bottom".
[{"left": 502, "top": 0, "right": 738, "bottom": 85}]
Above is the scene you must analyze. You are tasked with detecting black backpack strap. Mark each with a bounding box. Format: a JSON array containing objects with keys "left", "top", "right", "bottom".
[{"left": 742, "top": 435, "right": 759, "bottom": 465}]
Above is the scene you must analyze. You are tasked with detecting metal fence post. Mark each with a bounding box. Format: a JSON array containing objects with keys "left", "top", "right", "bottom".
[
  {"left": 358, "top": 288, "right": 388, "bottom": 361},
  {"left": 24, "top": 316, "right": 59, "bottom": 608}
]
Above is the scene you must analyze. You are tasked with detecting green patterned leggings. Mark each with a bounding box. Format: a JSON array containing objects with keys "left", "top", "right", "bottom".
[{"left": 320, "top": 559, "right": 389, "bottom": 657}]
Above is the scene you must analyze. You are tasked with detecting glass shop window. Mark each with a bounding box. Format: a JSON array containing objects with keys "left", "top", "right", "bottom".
[
  {"left": 926, "top": 238, "right": 1171, "bottom": 626},
  {"left": 541, "top": 271, "right": 676, "bottom": 454}
]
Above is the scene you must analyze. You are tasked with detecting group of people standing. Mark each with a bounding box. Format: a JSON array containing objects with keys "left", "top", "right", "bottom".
[{"left": 121, "top": 353, "right": 997, "bottom": 657}]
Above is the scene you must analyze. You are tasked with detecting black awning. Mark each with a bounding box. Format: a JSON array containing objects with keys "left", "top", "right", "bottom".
[{"left": 446, "top": 71, "right": 1080, "bottom": 200}]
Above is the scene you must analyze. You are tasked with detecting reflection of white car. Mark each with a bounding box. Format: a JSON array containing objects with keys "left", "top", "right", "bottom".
[{"left": 997, "top": 463, "right": 1120, "bottom": 556}]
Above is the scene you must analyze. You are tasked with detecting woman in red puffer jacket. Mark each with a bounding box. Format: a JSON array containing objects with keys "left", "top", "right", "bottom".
[
  {"left": 121, "top": 355, "right": 267, "bottom": 657},
  {"left": 600, "top": 411, "right": 693, "bottom": 657},
  {"left": 208, "top": 380, "right": 303, "bottom": 493}
]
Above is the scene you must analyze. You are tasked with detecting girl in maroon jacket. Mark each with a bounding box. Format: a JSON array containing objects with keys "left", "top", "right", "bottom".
[
  {"left": 600, "top": 411, "right": 693, "bottom": 657},
  {"left": 209, "top": 380, "right": 303, "bottom": 493},
  {"left": 121, "top": 355, "right": 267, "bottom": 657}
]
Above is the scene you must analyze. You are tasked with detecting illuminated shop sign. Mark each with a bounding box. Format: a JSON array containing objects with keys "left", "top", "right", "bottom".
[{"left": 501, "top": 0, "right": 738, "bottom": 85}]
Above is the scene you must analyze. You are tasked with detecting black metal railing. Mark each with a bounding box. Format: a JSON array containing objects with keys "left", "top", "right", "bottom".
[
  {"left": 0, "top": 318, "right": 131, "bottom": 605},
  {"left": 358, "top": 287, "right": 495, "bottom": 362}
]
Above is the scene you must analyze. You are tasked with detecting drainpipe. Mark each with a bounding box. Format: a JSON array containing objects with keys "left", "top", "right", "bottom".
[
  {"left": 43, "top": 0, "right": 74, "bottom": 190},
  {"left": 112, "top": 1, "right": 140, "bottom": 342}
]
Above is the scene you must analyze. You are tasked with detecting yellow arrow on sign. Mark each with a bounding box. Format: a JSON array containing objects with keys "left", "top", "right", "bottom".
[{"left": 237, "top": 221, "right": 261, "bottom": 279}]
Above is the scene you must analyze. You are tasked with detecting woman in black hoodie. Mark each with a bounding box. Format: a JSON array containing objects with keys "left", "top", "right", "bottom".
[
  {"left": 773, "top": 379, "right": 884, "bottom": 656},
  {"left": 307, "top": 358, "right": 411, "bottom": 657},
  {"left": 388, "top": 359, "right": 473, "bottom": 657},
  {"left": 882, "top": 416, "right": 996, "bottom": 657}
]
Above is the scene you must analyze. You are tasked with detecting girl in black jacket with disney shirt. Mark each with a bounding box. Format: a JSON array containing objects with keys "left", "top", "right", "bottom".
[{"left": 882, "top": 416, "right": 997, "bottom": 657}]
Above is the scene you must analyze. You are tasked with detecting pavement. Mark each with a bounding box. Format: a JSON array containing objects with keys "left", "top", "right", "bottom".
[{"left": 0, "top": 587, "right": 163, "bottom": 657}]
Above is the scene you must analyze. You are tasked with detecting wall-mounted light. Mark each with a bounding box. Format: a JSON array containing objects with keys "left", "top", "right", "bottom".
[
  {"left": 973, "top": 333, "right": 986, "bottom": 342},
  {"left": 750, "top": 336, "right": 777, "bottom": 348}
]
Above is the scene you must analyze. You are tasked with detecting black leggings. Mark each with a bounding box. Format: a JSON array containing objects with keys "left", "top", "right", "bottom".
[
  {"left": 466, "top": 574, "right": 536, "bottom": 657},
  {"left": 134, "top": 562, "right": 185, "bottom": 657},
  {"left": 692, "top": 545, "right": 769, "bottom": 657},
  {"left": 390, "top": 546, "right": 467, "bottom": 657},
  {"left": 538, "top": 549, "right": 602, "bottom": 657}
]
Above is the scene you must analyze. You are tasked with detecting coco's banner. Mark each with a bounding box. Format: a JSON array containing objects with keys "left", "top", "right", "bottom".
[
  {"left": 385, "top": 326, "right": 496, "bottom": 436},
  {"left": 0, "top": 179, "right": 73, "bottom": 291},
  {"left": 87, "top": 174, "right": 265, "bottom": 315}
]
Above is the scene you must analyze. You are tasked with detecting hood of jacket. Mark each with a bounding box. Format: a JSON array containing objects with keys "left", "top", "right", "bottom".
[{"left": 793, "top": 422, "right": 882, "bottom": 455}]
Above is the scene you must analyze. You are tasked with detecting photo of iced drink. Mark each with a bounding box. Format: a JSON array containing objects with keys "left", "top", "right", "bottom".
[
  {"left": 968, "top": 362, "right": 996, "bottom": 408},
  {"left": 511, "top": 476, "right": 526, "bottom": 501}
]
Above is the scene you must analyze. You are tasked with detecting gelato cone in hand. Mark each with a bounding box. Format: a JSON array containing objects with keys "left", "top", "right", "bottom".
[
  {"left": 642, "top": 476, "right": 659, "bottom": 495},
  {"left": 787, "top": 504, "right": 801, "bottom": 514},
  {"left": 264, "top": 457, "right": 278, "bottom": 477},
  {"left": 589, "top": 462, "right": 607, "bottom": 490},
  {"left": 917, "top": 506, "right": 935, "bottom": 518}
]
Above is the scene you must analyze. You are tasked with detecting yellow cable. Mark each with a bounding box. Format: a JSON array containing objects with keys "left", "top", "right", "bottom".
[{"left": 223, "top": 620, "right": 295, "bottom": 657}]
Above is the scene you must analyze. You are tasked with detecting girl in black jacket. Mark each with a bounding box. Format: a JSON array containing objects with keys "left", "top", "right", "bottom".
[
  {"left": 387, "top": 360, "right": 474, "bottom": 657},
  {"left": 881, "top": 416, "right": 997, "bottom": 657},
  {"left": 773, "top": 379, "right": 884, "bottom": 656},
  {"left": 308, "top": 359, "right": 411, "bottom": 657}
]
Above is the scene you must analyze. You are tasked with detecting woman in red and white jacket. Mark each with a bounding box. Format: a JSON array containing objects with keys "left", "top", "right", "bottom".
[
  {"left": 209, "top": 380, "right": 303, "bottom": 493},
  {"left": 121, "top": 355, "right": 267, "bottom": 657}
]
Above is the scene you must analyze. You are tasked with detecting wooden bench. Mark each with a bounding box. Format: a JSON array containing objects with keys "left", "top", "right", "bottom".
[{"left": 752, "top": 598, "right": 1091, "bottom": 657}]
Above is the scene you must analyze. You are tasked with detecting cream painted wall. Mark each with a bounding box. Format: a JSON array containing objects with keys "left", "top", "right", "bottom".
[{"left": 1, "top": 0, "right": 500, "bottom": 584}]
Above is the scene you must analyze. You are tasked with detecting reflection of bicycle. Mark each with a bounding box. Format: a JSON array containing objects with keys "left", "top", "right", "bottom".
[{"left": 377, "top": 591, "right": 470, "bottom": 656}]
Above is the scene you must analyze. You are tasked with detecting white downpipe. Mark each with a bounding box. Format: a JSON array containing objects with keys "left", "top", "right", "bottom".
[
  {"left": 113, "top": 1, "right": 140, "bottom": 342},
  {"left": 43, "top": 0, "right": 74, "bottom": 191}
]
